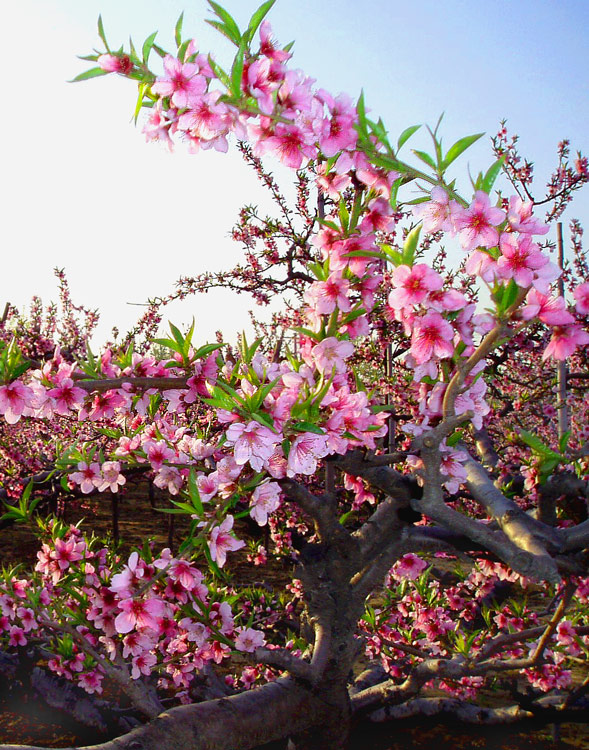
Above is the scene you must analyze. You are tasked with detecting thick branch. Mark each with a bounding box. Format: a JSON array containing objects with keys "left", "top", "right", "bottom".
[
  {"left": 416, "top": 440, "right": 560, "bottom": 583},
  {"left": 462, "top": 449, "right": 563, "bottom": 554},
  {"left": 0, "top": 677, "right": 323, "bottom": 750}
]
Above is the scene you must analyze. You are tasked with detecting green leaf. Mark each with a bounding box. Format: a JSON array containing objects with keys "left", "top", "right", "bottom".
[
  {"left": 519, "top": 430, "right": 563, "bottom": 461},
  {"left": 207, "top": 1, "right": 242, "bottom": 45},
  {"left": 290, "top": 326, "right": 321, "bottom": 342},
  {"left": 194, "top": 343, "right": 225, "bottom": 360},
  {"left": 133, "top": 82, "right": 147, "bottom": 124},
  {"left": 397, "top": 124, "right": 421, "bottom": 152},
  {"left": 442, "top": 133, "right": 484, "bottom": 171},
  {"left": 244, "top": 0, "right": 276, "bottom": 44},
  {"left": 230, "top": 39, "right": 248, "bottom": 98},
  {"left": 558, "top": 430, "right": 571, "bottom": 454},
  {"left": 380, "top": 244, "right": 403, "bottom": 266},
  {"left": 188, "top": 468, "right": 204, "bottom": 515},
  {"left": 338, "top": 199, "right": 350, "bottom": 233},
  {"left": 402, "top": 224, "right": 422, "bottom": 266},
  {"left": 151, "top": 337, "right": 182, "bottom": 355},
  {"left": 175, "top": 12, "right": 184, "bottom": 48},
  {"left": 499, "top": 279, "right": 519, "bottom": 312},
  {"left": 481, "top": 155, "right": 506, "bottom": 194},
  {"left": 355, "top": 90, "right": 369, "bottom": 139},
  {"left": 142, "top": 31, "right": 158, "bottom": 64},
  {"left": 69, "top": 67, "right": 109, "bottom": 83},
  {"left": 207, "top": 54, "right": 230, "bottom": 88},
  {"left": 97, "top": 15, "right": 110, "bottom": 52},
  {"left": 411, "top": 150, "right": 436, "bottom": 170},
  {"left": 446, "top": 430, "right": 463, "bottom": 448},
  {"left": 290, "top": 421, "right": 325, "bottom": 435}
]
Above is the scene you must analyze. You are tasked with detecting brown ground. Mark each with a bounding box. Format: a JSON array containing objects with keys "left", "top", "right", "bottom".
[{"left": 0, "top": 482, "right": 588, "bottom": 749}]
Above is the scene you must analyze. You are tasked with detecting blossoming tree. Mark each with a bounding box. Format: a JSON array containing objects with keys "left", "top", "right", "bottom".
[{"left": 0, "top": 2, "right": 588, "bottom": 749}]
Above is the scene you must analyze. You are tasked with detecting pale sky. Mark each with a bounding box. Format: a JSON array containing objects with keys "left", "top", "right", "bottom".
[{"left": 2, "top": 0, "right": 588, "bottom": 348}]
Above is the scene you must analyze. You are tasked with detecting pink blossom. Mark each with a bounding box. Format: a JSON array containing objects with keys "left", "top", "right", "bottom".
[
  {"left": 388, "top": 264, "right": 444, "bottom": 310},
  {"left": 235, "top": 627, "right": 265, "bottom": 653},
  {"left": 97, "top": 53, "right": 133, "bottom": 75},
  {"left": 521, "top": 290, "right": 574, "bottom": 325},
  {"left": 392, "top": 554, "right": 428, "bottom": 581},
  {"left": 225, "top": 421, "right": 278, "bottom": 472},
  {"left": 208, "top": 515, "right": 245, "bottom": 568},
  {"left": 311, "top": 337, "right": 354, "bottom": 375},
  {"left": 152, "top": 55, "right": 207, "bottom": 109},
  {"left": 250, "top": 482, "right": 281, "bottom": 526},
  {"left": 287, "top": 432, "right": 330, "bottom": 477},
  {"left": 414, "top": 187, "right": 455, "bottom": 233},
  {"left": 51, "top": 537, "right": 85, "bottom": 571},
  {"left": 78, "top": 670, "right": 104, "bottom": 694},
  {"left": 144, "top": 440, "right": 176, "bottom": 471},
  {"left": 264, "top": 124, "right": 316, "bottom": 169},
  {"left": 114, "top": 596, "right": 166, "bottom": 634},
  {"left": 0, "top": 381, "right": 34, "bottom": 424},
  {"left": 8, "top": 625, "right": 27, "bottom": 647},
  {"left": 153, "top": 465, "right": 183, "bottom": 495},
  {"left": 70, "top": 462, "right": 102, "bottom": 494},
  {"left": 16, "top": 607, "right": 37, "bottom": 633},
  {"left": 454, "top": 191, "right": 505, "bottom": 252},
  {"left": 131, "top": 651, "right": 158, "bottom": 679},
  {"left": 410, "top": 312, "right": 455, "bottom": 364},
  {"left": 110, "top": 552, "right": 146, "bottom": 597},
  {"left": 497, "top": 234, "right": 548, "bottom": 287},
  {"left": 542, "top": 325, "right": 589, "bottom": 360},
  {"left": 573, "top": 282, "right": 589, "bottom": 315},
  {"left": 464, "top": 250, "right": 498, "bottom": 283},
  {"left": 303, "top": 272, "right": 351, "bottom": 315},
  {"left": 97, "top": 461, "right": 126, "bottom": 493},
  {"left": 47, "top": 378, "right": 86, "bottom": 416},
  {"left": 507, "top": 196, "right": 549, "bottom": 235}
]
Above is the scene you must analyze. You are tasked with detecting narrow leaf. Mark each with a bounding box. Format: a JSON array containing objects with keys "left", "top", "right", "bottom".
[
  {"left": 481, "top": 154, "right": 506, "bottom": 194},
  {"left": 397, "top": 124, "right": 421, "bottom": 152},
  {"left": 207, "top": 1, "right": 242, "bottom": 45},
  {"left": 411, "top": 150, "right": 436, "bottom": 170},
  {"left": 245, "top": 0, "right": 276, "bottom": 43},
  {"left": 442, "top": 133, "right": 484, "bottom": 171},
  {"left": 175, "top": 12, "right": 184, "bottom": 48},
  {"left": 69, "top": 67, "right": 109, "bottom": 83},
  {"left": 97, "top": 15, "right": 110, "bottom": 52},
  {"left": 142, "top": 31, "right": 158, "bottom": 64}
]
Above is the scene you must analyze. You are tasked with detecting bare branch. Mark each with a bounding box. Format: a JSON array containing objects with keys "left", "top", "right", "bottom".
[
  {"left": 75, "top": 376, "right": 189, "bottom": 393},
  {"left": 462, "top": 449, "right": 564, "bottom": 554}
]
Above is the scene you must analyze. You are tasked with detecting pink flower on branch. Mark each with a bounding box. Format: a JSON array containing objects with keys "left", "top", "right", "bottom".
[
  {"left": 497, "top": 234, "right": 548, "bottom": 288},
  {"left": 573, "top": 282, "right": 589, "bottom": 315},
  {"left": 250, "top": 481, "right": 281, "bottom": 526},
  {"left": 542, "top": 324, "right": 589, "bottom": 360},
  {"left": 152, "top": 55, "right": 207, "bottom": 109},
  {"left": 0, "top": 382, "right": 34, "bottom": 425},
  {"left": 287, "top": 432, "right": 330, "bottom": 477},
  {"left": 520, "top": 290, "right": 574, "bottom": 326},
  {"left": 454, "top": 191, "right": 505, "bottom": 252},
  {"left": 208, "top": 515, "right": 245, "bottom": 568},
  {"left": 47, "top": 378, "right": 86, "bottom": 416},
  {"left": 70, "top": 462, "right": 102, "bottom": 494},
  {"left": 225, "top": 421, "right": 279, "bottom": 472},
  {"left": 97, "top": 461, "right": 126, "bottom": 493},
  {"left": 388, "top": 264, "right": 444, "bottom": 310},
  {"left": 311, "top": 337, "right": 354, "bottom": 375},
  {"left": 114, "top": 596, "right": 166, "bottom": 634},
  {"left": 410, "top": 312, "right": 455, "bottom": 364},
  {"left": 235, "top": 627, "right": 265, "bottom": 653}
]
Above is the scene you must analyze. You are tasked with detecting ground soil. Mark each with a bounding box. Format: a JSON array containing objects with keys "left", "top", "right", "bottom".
[{"left": 0, "top": 481, "right": 588, "bottom": 749}]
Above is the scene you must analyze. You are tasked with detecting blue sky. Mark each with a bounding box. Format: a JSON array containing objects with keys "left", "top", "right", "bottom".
[{"left": 1, "top": 0, "right": 587, "bottom": 345}]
